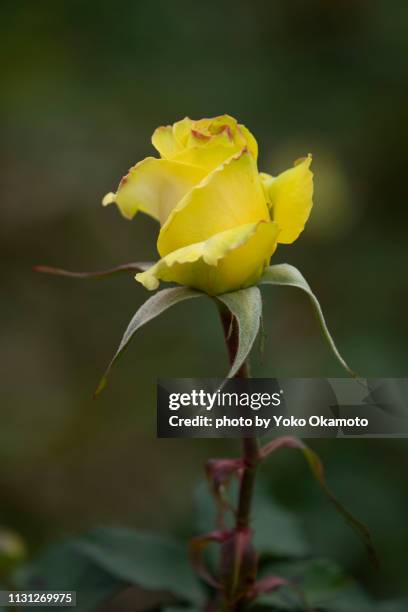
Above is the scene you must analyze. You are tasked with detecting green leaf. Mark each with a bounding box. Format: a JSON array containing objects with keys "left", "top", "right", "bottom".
[
  {"left": 15, "top": 529, "right": 205, "bottom": 611},
  {"left": 255, "top": 558, "right": 373, "bottom": 611},
  {"left": 376, "top": 601, "right": 408, "bottom": 612},
  {"left": 194, "top": 478, "right": 309, "bottom": 559},
  {"left": 34, "top": 261, "right": 153, "bottom": 279},
  {"left": 95, "top": 286, "right": 203, "bottom": 395},
  {"left": 260, "top": 437, "right": 378, "bottom": 569},
  {"left": 73, "top": 528, "right": 205, "bottom": 606},
  {"left": 14, "top": 542, "right": 123, "bottom": 612},
  {"left": 252, "top": 488, "right": 310, "bottom": 558},
  {"left": 260, "top": 264, "right": 355, "bottom": 377},
  {"left": 216, "top": 286, "right": 262, "bottom": 377},
  {"left": 301, "top": 444, "right": 378, "bottom": 570},
  {"left": 0, "top": 586, "right": 9, "bottom": 612},
  {"left": 163, "top": 608, "right": 201, "bottom": 612},
  {"left": 254, "top": 554, "right": 383, "bottom": 611}
]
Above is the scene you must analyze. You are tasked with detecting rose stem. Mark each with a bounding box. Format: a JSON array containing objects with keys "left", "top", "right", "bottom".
[{"left": 217, "top": 302, "right": 260, "bottom": 610}]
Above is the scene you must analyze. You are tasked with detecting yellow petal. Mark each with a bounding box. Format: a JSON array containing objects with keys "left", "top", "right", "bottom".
[
  {"left": 171, "top": 145, "right": 243, "bottom": 173},
  {"left": 102, "top": 157, "right": 206, "bottom": 225},
  {"left": 237, "top": 123, "right": 258, "bottom": 159},
  {"left": 157, "top": 150, "right": 270, "bottom": 256},
  {"left": 152, "top": 115, "right": 258, "bottom": 172},
  {"left": 152, "top": 117, "right": 195, "bottom": 158},
  {"left": 151, "top": 126, "right": 181, "bottom": 159},
  {"left": 266, "top": 155, "right": 313, "bottom": 244},
  {"left": 193, "top": 115, "right": 257, "bottom": 158},
  {"left": 136, "top": 220, "right": 280, "bottom": 295},
  {"left": 172, "top": 117, "right": 257, "bottom": 171},
  {"left": 173, "top": 146, "right": 242, "bottom": 174},
  {"left": 173, "top": 117, "right": 195, "bottom": 147},
  {"left": 259, "top": 171, "right": 275, "bottom": 202}
]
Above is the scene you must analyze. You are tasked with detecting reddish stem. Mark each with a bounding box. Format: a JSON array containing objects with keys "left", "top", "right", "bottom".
[{"left": 217, "top": 302, "right": 260, "bottom": 610}]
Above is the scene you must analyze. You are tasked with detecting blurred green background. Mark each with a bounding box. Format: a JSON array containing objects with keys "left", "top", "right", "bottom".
[{"left": 1, "top": 0, "right": 407, "bottom": 604}]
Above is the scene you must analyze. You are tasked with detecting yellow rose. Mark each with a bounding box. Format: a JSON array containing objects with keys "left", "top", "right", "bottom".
[{"left": 103, "top": 115, "right": 313, "bottom": 295}]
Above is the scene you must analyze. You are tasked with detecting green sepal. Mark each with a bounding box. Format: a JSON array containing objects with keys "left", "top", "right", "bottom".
[
  {"left": 216, "top": 286, "right": 262, "bottom": 378},
  {"left": 260, "top": 264, "right": 356, "bottom": 377},
  {"left": 95, "top": 286, "right": 203, "bottom": 396}
]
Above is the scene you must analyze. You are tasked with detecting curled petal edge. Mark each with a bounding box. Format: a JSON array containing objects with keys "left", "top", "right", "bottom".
[{"left": 136, "top": 221, "right": 279, "bottom": 293}]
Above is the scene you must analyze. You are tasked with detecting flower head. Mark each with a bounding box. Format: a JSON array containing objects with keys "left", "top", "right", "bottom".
[{"left": 103, "top": 115, "right": 313, "bottom": 295}]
